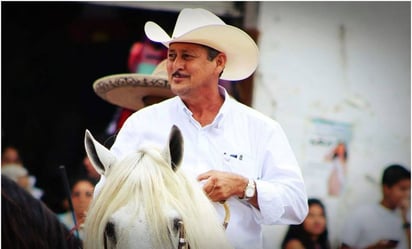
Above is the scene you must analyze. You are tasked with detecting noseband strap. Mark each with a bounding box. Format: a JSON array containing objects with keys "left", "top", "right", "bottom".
[
  {"left": 177, "top": 220, "right": 189, "bottom": 249},
  {"left": 177, "top": 201, "right": 230, "bottom": 249}
]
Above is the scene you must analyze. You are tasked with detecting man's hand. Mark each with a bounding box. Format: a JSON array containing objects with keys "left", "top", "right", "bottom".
[
  {"left": 368, "top": 240, "right": 399, "bottom": 249},
  {"left": 197, "top": 170, "right": 248, "bottom": 202}
]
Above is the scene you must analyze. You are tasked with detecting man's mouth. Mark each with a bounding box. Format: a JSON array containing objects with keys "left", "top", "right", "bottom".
[{"left": 172, "top": 71, "right": 187, "bottom": 78}]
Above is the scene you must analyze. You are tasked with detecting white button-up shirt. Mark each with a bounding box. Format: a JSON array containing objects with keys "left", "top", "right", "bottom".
[{"left": 96, "top": 87, "right": 308, "bottom": 249}]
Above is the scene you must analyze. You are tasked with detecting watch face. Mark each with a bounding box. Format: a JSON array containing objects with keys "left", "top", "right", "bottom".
[{"left": 246, "top": 188, "right": 254, "bottom": 197}]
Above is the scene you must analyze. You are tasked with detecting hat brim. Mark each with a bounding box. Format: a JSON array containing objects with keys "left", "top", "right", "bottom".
[
  {"left": 93, "top": 74, "right": 175, "bottom": 111},
  {"left": 145, "top": 23, "right": 259, "bottom": 81}
]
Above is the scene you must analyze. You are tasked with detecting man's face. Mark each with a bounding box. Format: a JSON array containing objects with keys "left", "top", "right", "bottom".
[
  {"left": 166, "top": 43, "right": 223, "bottom": 98},
  {"left": 384, "top": 179, "right": 411, "bottom": 207}
]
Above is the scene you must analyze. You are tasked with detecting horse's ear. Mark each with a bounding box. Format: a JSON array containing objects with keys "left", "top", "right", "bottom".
[
  {"left": 162, "top": 125, "right": 184, "bottom": 171},
  {"left": 84, "top": 129, "right": 117, "bottom": 175}
]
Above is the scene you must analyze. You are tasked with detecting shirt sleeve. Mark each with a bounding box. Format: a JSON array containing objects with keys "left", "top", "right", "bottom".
[{"left": 252, "top": 122, "right": 308, "bottom": 225}]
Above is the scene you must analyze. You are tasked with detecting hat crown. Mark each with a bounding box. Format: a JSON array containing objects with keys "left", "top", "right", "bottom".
[{"left": 172, "top": 8, "right": 225, "bottom": 38}]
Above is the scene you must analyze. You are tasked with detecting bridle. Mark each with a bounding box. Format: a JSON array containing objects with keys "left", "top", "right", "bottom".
[{"left": 177, "top": 201, "right": 231, "bottom": 249}]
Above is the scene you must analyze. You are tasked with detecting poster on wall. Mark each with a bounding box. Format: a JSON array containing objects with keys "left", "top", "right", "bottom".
[{"left": 302, "top": 117, "right": 352, "bottom": 198}]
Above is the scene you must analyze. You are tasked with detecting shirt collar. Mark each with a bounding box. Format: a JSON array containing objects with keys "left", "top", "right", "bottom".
[{"left": 177, "top": 85, "right": 231, "bottom": 129}]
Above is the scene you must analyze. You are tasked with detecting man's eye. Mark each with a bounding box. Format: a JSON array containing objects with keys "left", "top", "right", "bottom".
[{"left": 168, "top": 54, "right": 176, "bottom": 60}]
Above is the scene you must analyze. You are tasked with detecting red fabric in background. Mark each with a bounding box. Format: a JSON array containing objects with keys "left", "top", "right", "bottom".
[{"left": 114, "top": 39, "right": 167, "bottom": 132}]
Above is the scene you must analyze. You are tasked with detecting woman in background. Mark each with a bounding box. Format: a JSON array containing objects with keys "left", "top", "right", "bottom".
[
  {"left": 58, "top": 177, "right": 95, "bottom": 240},
  {"left": 282, "top": 198, "right": 331, "bottom": 249}
]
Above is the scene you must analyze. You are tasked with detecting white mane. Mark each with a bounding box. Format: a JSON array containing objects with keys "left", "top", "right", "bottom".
[{"left": 83, "top": 145, "right": 233, "bottom": 249}]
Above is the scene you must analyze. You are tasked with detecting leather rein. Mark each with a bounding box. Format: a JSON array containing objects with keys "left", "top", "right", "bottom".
[{"left": 177, "top": 201, "right": 230, "bottom": 249}]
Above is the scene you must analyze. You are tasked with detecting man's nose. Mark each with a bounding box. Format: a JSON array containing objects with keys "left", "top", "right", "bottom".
[{"left": 172, "top": 56, "right": 185, "bottom": 70}]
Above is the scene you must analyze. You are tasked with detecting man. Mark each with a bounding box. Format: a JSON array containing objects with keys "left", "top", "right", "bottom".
[
  {"left": 95, "top": 8, "right": 308, "bottom": 249},
  {"left": 340, "top": 164, "right": 411, "bottom": 249}
]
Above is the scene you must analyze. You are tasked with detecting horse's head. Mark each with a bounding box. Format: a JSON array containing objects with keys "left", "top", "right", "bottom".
[
  {"left": 83, "top": 125, "right": 233, "bottom": 249},
  {"left": 84, "top": 125, "right": 184, "bottom": 249}
]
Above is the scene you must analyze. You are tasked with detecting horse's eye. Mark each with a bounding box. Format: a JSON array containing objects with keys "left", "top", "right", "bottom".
[{"left": 105, "top": 222, "right": 117, "bottom": 244}]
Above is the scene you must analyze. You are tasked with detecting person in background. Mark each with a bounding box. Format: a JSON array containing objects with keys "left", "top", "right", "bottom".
[
  {"left": 1, "top": 145, "right": 22, "bottom": 166},
  {"left": 282, "top": 198, "right": 331, "bottom": 249},
  {"left": 58, "top": 177, "right": 95, "bottom": 240},
  {"left": 340, "top": 164, "right": 410, "bottom": 249},
  {"left": 94, "top": 8, "right": 308, "bottom": 249},
  {"left": 105, "top": 37, "right": 167, "bottom": 135},
  {"left": 2, "top": 163, "right": 44, "bottom": 199},
  {"left": 82, "top": 155, "right": 100, "bottom": 184},
  {"left": 2, "top": 164, "right": 31, "bottom": 191},
  {"left": 1, "top": 145, "right": 44, "bottom": 199}
]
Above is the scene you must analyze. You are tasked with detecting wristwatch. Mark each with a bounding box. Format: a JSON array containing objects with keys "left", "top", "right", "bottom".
[{"left": 243, "top": 178, "right": 256, "bottom": 201}]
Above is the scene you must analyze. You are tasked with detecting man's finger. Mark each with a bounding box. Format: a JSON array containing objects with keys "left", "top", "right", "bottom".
[{"left": 197, "top": 170, "right": 214, "bottom": 181}]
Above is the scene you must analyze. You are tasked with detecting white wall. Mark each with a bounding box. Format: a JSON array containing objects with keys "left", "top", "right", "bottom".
[{"left": 254, "top": 2, "right": 410, "bottom": 248}]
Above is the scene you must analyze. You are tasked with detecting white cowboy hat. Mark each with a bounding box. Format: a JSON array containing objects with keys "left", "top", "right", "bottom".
[
  {"left": 144, "top": 8, "right": 259, "bottom": 81},
  {"left": 93, "top": 60, "right": 175, "bottom": 111}
]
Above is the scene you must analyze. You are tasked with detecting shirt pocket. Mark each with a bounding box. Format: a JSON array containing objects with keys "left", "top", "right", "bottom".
[{"left": 222, "top": 151, "right": 258, "bottom": 178}]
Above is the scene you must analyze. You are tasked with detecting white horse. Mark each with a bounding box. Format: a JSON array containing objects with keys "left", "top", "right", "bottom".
[{"left": 83, "top": 125, "right": 233, "bottom": 249}]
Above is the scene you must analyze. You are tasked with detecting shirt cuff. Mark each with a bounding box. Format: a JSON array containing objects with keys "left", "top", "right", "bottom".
[{"left": 251, "top": 180, "right": 285, "bottom": 224}]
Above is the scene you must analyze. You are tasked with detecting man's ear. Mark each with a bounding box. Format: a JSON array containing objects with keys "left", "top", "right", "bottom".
[{"left": 215, "top": 53, "right": 227, "bottom": 76}]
